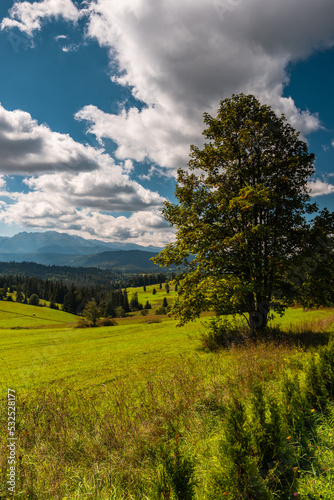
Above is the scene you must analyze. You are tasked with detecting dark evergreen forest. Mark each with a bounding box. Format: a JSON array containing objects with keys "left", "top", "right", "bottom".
[{"left": 0, "top": 263, "right": 172, "bottom": 316}]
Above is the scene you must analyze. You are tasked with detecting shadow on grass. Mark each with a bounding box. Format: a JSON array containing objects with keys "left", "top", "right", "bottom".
[
  {"left": 201, "top": 315, "right": 334, "bottom": 352},
  {"left": 260, "top": 326, "right": 331, "bottom": 349}
]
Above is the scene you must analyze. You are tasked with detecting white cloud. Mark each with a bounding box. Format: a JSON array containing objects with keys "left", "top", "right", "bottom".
[
  {"left": 1, "top": 0, "right": 82, "bottom": 36},
  {"left": 75, "top": 104, "right": 198, "bottom": 168},
  {"left": 0, "top": 101, "right": 169, "bottom": 245},
  {"left": 23, "top": 165, "right": 165, "bottom": 212},
  {"left": 61, "top": 43, "right": 80, "bottom": 52},
  {"left": 79, "top": 0, "right": 332, "bottom": 167},
  {"left": 0, "top": 197, "right": 174, "bottom": 246},
  {"left": 3, "top": 0, "right": 334, "bottom": 170},
  {"left": 2, "top": 0, "right": 334, "bottom": 244},
  {"left": 308, "top": 179, "right": 334, "bottom": 197},
  {"left": 332, "top": 139, "right": 334, "bottom": 147},
  {"left": 0, "top": 103, "right": 106, "bottom": 174}
]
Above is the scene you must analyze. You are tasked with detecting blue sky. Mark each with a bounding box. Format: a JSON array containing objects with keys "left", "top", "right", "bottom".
[{"left": 0, "top": 0, "right": 333, "bottom": 246}]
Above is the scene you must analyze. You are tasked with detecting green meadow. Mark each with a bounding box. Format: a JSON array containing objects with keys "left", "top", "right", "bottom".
[
  {"left": 1, "top": 296, "right": 334, "bottom": 499},
  {"left": 0, "top": 301, "right": 76, "bottom": 329}
]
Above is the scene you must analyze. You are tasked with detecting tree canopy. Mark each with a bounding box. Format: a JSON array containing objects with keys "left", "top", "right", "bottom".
[{"left": 154, "top": 93, "right": 319, "bottom": 334}]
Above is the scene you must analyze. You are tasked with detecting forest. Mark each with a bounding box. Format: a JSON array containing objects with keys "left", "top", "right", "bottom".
[{"left": 0, "top": 270, "right": 172, "bottom": 316}]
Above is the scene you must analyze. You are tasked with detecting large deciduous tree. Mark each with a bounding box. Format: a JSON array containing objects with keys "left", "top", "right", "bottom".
[{"left": 153, "top": 94, "right": 317, "bottom": 335}]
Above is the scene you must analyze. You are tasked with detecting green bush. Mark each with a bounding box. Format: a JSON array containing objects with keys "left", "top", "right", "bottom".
[
  {"left": 209, "top": 395, "right": 273, "bottom": 499},
  {"left": 155, "top": 306, "right": 166, "bottom": 315},
  {"left": 96, "top": 317, "right": 118, "bottom": 327},
  {"left": 29, "top": 294, "right": 40, "bottom": 306},
  {"left": 154, "top": 437, "right": 197, "bottom": 500},
  {"left": 201, "top": 317, "right": 247, "bottom": 350}
]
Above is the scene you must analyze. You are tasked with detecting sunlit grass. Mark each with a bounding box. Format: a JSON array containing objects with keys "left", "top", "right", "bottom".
[
  {"left": 1, "top": 300, "right": 334, "bottom": 498},
  {"left": 0, "top": 301, "right": 76, "bottom": 328}
]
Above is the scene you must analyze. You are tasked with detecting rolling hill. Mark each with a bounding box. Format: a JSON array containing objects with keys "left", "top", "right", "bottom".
[{"left": 0, "top": 231, "right": 167, "bottom": 271}]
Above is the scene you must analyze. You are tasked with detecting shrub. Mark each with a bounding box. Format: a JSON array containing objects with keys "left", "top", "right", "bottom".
[
  {"left": 209, "top": 396, "right": 273, "bottom": 499},
  {"left": 75, "top": 318, "right": 89, "bottom": 328},
  {"left": 155, "top": 306, "right": 166, "bottom": 315},
  {"left": 154, "top": 437, "right": 197, "bottom": 500},
  {"left": 141, "top": 309, "right": 149, "bottom": 316},
  {"left": 96, "top": 317, "right": 117, "bottom": 327},
  {"left": 201, "top": 317, "right": 247, "bottom": 350},
  {"left": 115, "top": 306, "right": 125, "bottom": 317},
  {"left": 29, "top": 294, "right": 40, "bottom": 306}
]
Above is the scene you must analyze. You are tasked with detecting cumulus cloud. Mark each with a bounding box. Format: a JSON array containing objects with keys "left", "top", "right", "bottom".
[
  {"left": 3, "top": 0, "right": 334, "bottom": 170},
  {"left": 0, "top": 101, "right": 169, "bottom": 245},
  {"left": 79, "top": 0, "right": 332, "bottom": 167},
  {"left": 0, "top": 104, "right": 107, "bottom": 174},
  {"left": 2, "top": 0, "right": 334, "bottom": 243},
  {"left": 1, "top": 0, "right": 82, "bottom": 36},
  {"left": 23, "top": 166, "right": 165, "bottom": 212},
  {"left": 75, "top": 104, "right": 198, "bottom": 168},
  {"left": 308, "top": 179, "right": 334, "bottom": 197},
  {"left": 0, "top": 166, "right": 171, "bottom": 245},
  {"left": 0, "top": 196, "right": 173, "bottom": 246}
]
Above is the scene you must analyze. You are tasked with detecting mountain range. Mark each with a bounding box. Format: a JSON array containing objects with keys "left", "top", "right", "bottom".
[{"left": 0, "top": 231, "right": 166, "bottom": 272}]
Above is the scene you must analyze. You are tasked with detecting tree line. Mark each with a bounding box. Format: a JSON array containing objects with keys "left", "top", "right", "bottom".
[
  {"left": 0, "top": 261, "right": 169, "bottom": 290},
  {"left": 0, "top": 274, "right": 157, "bottom": 317}
]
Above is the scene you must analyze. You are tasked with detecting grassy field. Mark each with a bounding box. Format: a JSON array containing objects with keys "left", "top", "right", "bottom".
[
  {"left": 0, "top": 298, "right": 332, "bottom": 393},
  {"left": 0, "top": 301, "right": 77, "bottom": 329},
  {"left": 1, "top": 298, "right": 334, "bottom": 499}
]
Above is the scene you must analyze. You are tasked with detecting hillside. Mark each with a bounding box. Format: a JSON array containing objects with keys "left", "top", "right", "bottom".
[
  {"left": 0, "top": 249, "right": 170, "bottom": 271},
  {"left": 0, "top": 301, "right": 77, "bottom": 328},
  {"left": 1, "top": 303, "right": 334, "bottom": 499},
  {"left": 0, "top": 231, "right": 165, "bottom": 270}
]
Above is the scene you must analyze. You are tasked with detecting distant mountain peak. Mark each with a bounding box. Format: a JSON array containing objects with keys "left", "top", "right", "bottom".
[{"left": 0, "top": 230, "right": 163, "bottom": 257}]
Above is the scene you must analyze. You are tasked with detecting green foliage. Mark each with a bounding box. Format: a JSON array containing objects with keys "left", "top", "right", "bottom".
[
  {"left": 83, "top": 299, "right": 100, "bottom": 327},
  {"left": 251, "top": 387, "right": 284, "bottom": 469},
  {"left": 296, "top": 209, "right": 334, "bottom": 309},
  {"left": 115, "top": 305, "right": 125, "bottom": 317},
  {"left": 129, "top": 291, "right": 143, "bottom": 311},
  {"left": 154, "top": 437, "right": 197, "bottom": 500},
  {"left": 201, "top": 316, "right": 247, "bottom": 350},
  {"left": 318, "top": 338, "right": 334, "bottom": 398},
  {"left": 15, "top": 284, "right": 24, "bottom": 303},
  {"left": 156, "top": 306, "right": 167, "bottom": 315},
  {"left": 29, "top": 293, "right": 39, "bottom": 306},
  {"left": 96, "top": 317, "right": 117, "bottom": 327},
  {"left": 154, "top": 93, "right": 318, "bottom": 334},
  {"left": 1, "top": 303, "right": 334, "bottom": 499},
  {"left": 304, "top": 354, "right": 329, "bottom": 412},
  {"left": 209, "top": 396, "right": 273, "bottom": 499}
]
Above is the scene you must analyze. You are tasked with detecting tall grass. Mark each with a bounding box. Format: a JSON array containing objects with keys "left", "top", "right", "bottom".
[{"left": 1, "top": 311, "right": 334, "bottom": 498}]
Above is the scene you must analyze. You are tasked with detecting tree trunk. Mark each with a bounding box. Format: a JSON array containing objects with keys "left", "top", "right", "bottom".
[{"left": 249, "top": 297, "right": 270, "bottom": 337}]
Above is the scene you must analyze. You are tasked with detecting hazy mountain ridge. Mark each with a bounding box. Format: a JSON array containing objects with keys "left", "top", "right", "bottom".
[
  {"left": 0, "top": 231, "right": 162, "bottom": 255},
  {"left": 0, "top": 250, "right": 165, "bottom": 271},
  {"left": 0, "top": 231, "right": 167, "bottom": 271}
]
